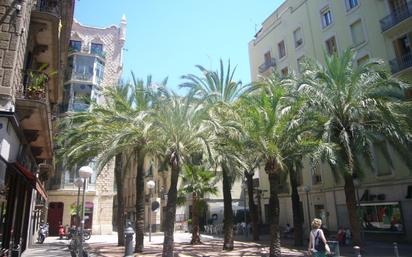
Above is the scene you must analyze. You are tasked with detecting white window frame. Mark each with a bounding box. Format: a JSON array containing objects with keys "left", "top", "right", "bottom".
[
  {"left": 325, "top": 36, "right": 338, "bottom": 56},
  {"left": 345, "top": 0, "right": 359, "bottom": 12},
  {"left": 278, "top": 40, "right": 286, "bottom": 59},
  {"left": 321, "top": 8, "right": 333, "bottom": 29},
  {"left": 350, "top": 19, "right": 367, "bottom": 48},
  {"left": 293, "top": 27, "right": 304, "bottom": 49}
]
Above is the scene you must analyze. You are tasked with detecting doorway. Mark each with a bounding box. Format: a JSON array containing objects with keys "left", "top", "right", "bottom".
[{"left": 47, "top": 202, "right": 64, "bottom": 236}]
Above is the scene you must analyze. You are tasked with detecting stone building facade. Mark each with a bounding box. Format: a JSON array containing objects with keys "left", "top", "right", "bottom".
[
  {"left": 0, "top": 0, "right": 75, "bottom": 255},
  {"left": 248, "top": 0, "right": 412, "bottom": 242},
  {"left": 47, "top": 17, "right": 126, "bottom": 236}
]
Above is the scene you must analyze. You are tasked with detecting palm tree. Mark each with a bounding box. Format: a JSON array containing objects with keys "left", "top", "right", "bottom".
[
  {"left": 178, "top": 165, "right": 218, "bottom": 244},
  {"left": 181, "top": 60, "right": 249, "bottom": 250},
  {"left": 58, "top": 75, "right": 167, "bottom": 252},
  {"left": 299, "top": 49, "right": 412, "bottom": 245},
  {"left": 239, "top": 75, "right": 333, "bottom": 257},
  {"left": 57, "top": 84, "right": 131, "bottom": 246},
  {"left": 151, "top": 93, "right": 211, "bottom": 257}
]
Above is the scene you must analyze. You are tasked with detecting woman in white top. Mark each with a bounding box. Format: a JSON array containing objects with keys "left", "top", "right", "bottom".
[{"left": 308, "top": 218, "right": 329, "bottom": 257}]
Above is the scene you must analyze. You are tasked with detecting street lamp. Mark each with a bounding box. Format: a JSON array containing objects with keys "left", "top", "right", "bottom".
[
  {"left": 74, "top": 178, "right": 84, "bottom": 227},
  {"left": 303, "top": 185, "right": 311, "bottom": 232},
  {"left": 146, "top": 180, "right": 155, "bottom": 242},
  {"left": 78, "top": 166, "right": 93, "bottom": 257}
]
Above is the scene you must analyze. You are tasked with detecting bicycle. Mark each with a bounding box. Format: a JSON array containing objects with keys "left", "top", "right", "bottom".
[{"left": 68, "top": 228, "right": 89, "bottom": 257}]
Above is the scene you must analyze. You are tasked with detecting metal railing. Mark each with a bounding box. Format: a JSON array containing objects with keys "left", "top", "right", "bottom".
[
  {"left": 380, "top": 1, "right": 412, "bottom": 32},
  {"left": 389, "top": 52, "right": 412, "bottom": 74},
  {"left": 33, "top": 0, "right": 61, "bottom": 18},
  {"left": 69, "top": 48, "right": 107, "bottom": 60},
  {"left": 258, "top": 58, "right": 276, "bottom": 73},
  {"left": 16, "top": 70, "right": 49, "bottom": 102}
]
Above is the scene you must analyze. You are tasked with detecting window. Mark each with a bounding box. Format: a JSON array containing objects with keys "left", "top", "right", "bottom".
[
  {"left": 297, "top": 56, "right": 305, "bottom": 73},
  {"left": 321, "top": 8, "right": 333, "bottom": 28},
  {"left": 69, "top": 40, "right": 81, "bottom": 52},
  {"left": 281, "top": 67, "right": 288, "bottom": 78},
  {"left": 293, "top": 27, "right": 303, "bottom": 48},
  {"left": 264, "top": 51, "right": 272, "bottom": 64},
  {"left": 357, "top": 55, "right": 369, "bottom": 66},
  {"left": 359, "top": 202, "right": 404, "bottom": 233},
  {"left": 278, "top": 40, "right": 286, "bottom": 58},
  {"left": 346, "top": 0, "right": 359, "bottom": 11},
  {"left": 372, "top": 140, "right": 393, "bottom": 177},
  {"left": 350, "top": 20, "right": 365, "bottom": 46},
  {"left": 90, "top": 43, "right": 103, "bottom": 56},
  {"left": 325, "top": 36, "right": 337, "bottom": 55},
  {"left": 311, "top": 162, "right": 322, "bottom": 184}
]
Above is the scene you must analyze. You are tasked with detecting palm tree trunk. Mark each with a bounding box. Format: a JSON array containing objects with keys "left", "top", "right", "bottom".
[
  {"left": 222, "top": 164, "right": 234, "bottom": 250},
  {"left": 344, "top": 173, "right": 362, "bottom": 246},
  {"left": 268, "top": 172, "right": 281, "bottom": 257},
  {"left": 135, "top": 150, "right": 145, "bottom": 252},
  {"left": 114, "top": 154, "right": 125, "bottom": 246},
  {"left": 191, "top": 193, "right": 201, "bottom": 244},
  {"left": 245, "top": 171, "right": 259, "bottom": 241},
  {"left": 162, "top": 158, "right": 180, "bottom": 257},
  {"left": 289, "top": 167, "right": 303, "bottom": 246}
]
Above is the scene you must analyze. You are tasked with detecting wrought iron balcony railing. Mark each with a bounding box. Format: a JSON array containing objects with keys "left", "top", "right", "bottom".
[
  {"left": 258, "top": 58, "right": 276, "bottom": 73},
  {"left": 16, "top": 70, "right": 49, "bottom": 102},
  {"left": 380, "top": 1, "right": 412, "bottom": 32},
  {"left": 33, "top": 0, "right": 61, "bottom": 18},
  {"left": 68, "top": 47, "right": 107, "bottom": 60},
  {"left": 389, "top": 52, "right": 412, "bottom": 74}
]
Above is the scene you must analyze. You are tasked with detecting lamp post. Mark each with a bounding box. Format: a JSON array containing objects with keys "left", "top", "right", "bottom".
[
  {"left": 146, "top": 180, "right": 155, "bottom": 242},
  {"left": 78, "top": 166, "right": 93, "bottom": 257},
  {"left": 304, "top": 185, "right": 311, "bottom": 232},
  {"left": 74, "top": 178, "right": 84, "bottom": 227}
]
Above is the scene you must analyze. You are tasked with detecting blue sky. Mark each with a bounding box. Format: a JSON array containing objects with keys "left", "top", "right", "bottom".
[{"left": 75, "top": 0, "right": 282, "bottom": 90}]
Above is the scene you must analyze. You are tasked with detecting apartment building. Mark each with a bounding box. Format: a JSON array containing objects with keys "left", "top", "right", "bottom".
[
  {"left": 0, "top": 0, "right": 75, "bottom": 255},
  {"left": 47, "top": 16, "right": 126, "bottom": 236},
  {"left": 249, "top": 0, "right": 412, "bottom": 242}
]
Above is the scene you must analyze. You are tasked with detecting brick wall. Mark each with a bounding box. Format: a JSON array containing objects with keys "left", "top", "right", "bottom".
[{"left": 0, "top": 0, "right": 33, "bottom": 111}]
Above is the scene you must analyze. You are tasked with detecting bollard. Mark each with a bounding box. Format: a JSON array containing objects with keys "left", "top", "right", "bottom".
[
  {"left": 124, "top": 223, "right": 135, "bottom": 257},
  {"left": 353, "top": 246, "right": 361, "bottom": 257},
  {"left": 394, "top": 242, "right": 400, "bottom": 257}
]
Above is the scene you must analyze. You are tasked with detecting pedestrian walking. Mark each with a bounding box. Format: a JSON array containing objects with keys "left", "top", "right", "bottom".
[{"left": 308, "top": 218, "right": 330, "bottom": 257}]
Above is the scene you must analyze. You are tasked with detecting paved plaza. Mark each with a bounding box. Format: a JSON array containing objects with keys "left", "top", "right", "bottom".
[{"left": 22, "top": 232, "right": 412, "bottom": 257}]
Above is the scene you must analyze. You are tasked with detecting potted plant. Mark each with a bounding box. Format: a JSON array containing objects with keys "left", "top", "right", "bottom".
[{"left": 26, "top": 64, "right": 56, "bottom": 100}]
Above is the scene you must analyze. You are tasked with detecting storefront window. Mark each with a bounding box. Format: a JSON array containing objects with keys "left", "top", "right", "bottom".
[{"left": 360, "top": 202, "right": 404, "bottom": 233}]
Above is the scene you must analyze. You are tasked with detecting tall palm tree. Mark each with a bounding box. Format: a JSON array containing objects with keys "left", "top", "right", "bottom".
[
  {"left": 299, "top": 49, "right": 412, "bottom": 245},
  {"left": 240, "top": 75, "right": 333, "bottom": 257},
  {"left": 57, "top": 83, "right": 132, "bottom": 246},
  {"left": 151, "top": 93, "right": 211, "bottom": 257},
  {"left": 178, "top": 165, "right": 218, "bottom": 244},
  {"left": 58, "top": 75, "right": 167, "bottom": 252},
  {"left": 181, "top": 60, "right": 249, "bottom": 250}
]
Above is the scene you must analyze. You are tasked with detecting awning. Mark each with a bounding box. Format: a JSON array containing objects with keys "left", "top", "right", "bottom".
[
  {"left": 15, "top": 162, "right": 47, "bottom": 200},
  {"left": 15, "top": 162, "right": 36, "bottom": 185}
]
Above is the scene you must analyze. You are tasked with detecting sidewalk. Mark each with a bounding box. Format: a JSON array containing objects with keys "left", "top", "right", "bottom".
[{"left": 21, "top": 232, "right": 412, "bottom": 257}]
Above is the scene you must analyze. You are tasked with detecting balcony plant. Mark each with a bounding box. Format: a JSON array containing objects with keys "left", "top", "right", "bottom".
[{"left": 26, "top": 64, "right": 56, "bottom": 100}]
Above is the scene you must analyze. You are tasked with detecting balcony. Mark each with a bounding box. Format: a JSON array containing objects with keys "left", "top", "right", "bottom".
[
  {"left": 32, "top": 0, "right": 61, "bottom": 18},
  {"left": 15, "top": 70, "right": 53, "bottom": 163},
  {"left": 389, "top": 52, "right": 412, "bottom": 74},
  {"left": 258, "top": 58, "right": 276, "bottom": 73},
  {"left": 16, "top": 70, "right": 50, "bottom": 103},
  {"left": 71, "top": 72, "right": 94, "bottom": 83},
  {"left": 380, "top": 1, "right": 412, "bottom": 32},
  {"left": 69, "top": 47, "right": 107, "bottom": 62}
]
